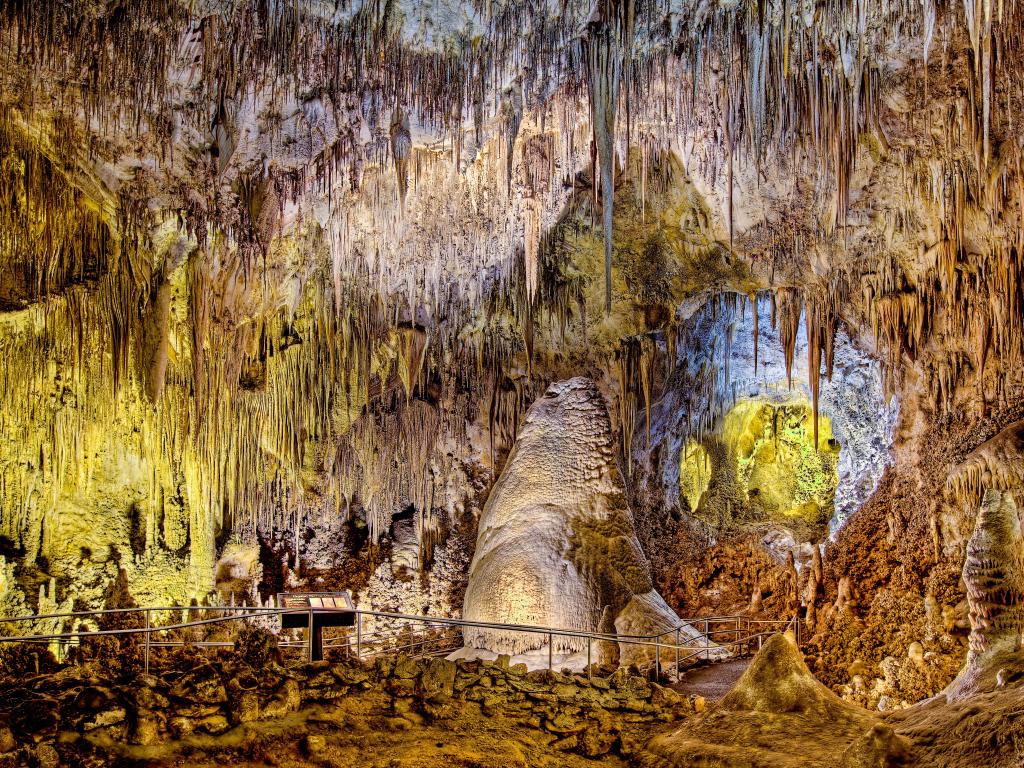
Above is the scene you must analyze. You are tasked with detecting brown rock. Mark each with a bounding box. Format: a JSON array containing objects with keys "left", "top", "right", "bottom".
[
  {"left": 332, "top": 665, "right": 370, "bottom": 686},
  {"left": 9, "top": 695, "right": 57, "bottom": 742},
  {"left": 544, "top": 713, "right": 586, "bottom": 734},
  {"left": 550, "top": 733, "right": 579, "bottom": 751},
  {"left": 169, "top": 665, "right": 227, "bottom": 704},
  {"left": 419, "top": 658, "right": 457, "bottom": 701},
  {"left": 303, "top": 733, "right": 328, "bottom": 757},
  {"left": 32, "top": 743, "right": 59, "bottom": 768},
  {"left": 129, "top": 710, "right": 166, "bottom": 746},
  {"left": 195, "top": 714, "right": 230, "bottom": 735},
  {"left": 392, "top": 657, "right": 420, "bottom": 680},
  {"left": 82, "top": 706, "right": 126, "bottom": 731},
  {"left": 260, "top": 678, "right": 300, "bottom": 720},
  {"left": 579, "top": 726, "right": 618, "bottom": 757}
]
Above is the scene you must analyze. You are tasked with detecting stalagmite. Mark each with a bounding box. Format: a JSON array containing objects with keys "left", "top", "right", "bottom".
[
  {"left": 459, "top": 378, "right": 698, "bottom": 665},
  {"left": 785, "top": 551, "right": 799, "bottom": 612}
]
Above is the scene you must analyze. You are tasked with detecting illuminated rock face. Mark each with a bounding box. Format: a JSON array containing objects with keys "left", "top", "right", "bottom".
[
  {"left": 722, "top": 398, "right": 840, "bottom": 533},
  {"left": 726, "top": 299, "right": 896, "bottom": 534},
  {"left": 462, "top": 377, "right": 679, "bottom": 657}
]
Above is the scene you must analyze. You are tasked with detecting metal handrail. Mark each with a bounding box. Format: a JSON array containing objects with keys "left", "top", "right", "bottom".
[
  {"left": 0, "top": 604, "right": 718, "bottom": 643},
  {"left": 0, "top": 604, "right": 274, "bottom": 624},
  {"left": 0, "top": 607, "right": 287, "bottom": 642},
  {"left": 0, "top": 603, "right": 797, "bottom": 683},
  {"left": 358, "top": 608, "right": 692, "bottom": 644}
]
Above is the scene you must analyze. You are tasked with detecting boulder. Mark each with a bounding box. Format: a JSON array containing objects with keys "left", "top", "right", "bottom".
[
  {"left": 169, "top": 664, "right": 227, "bottom": 704},
  {"left": 419, "top": 658, "right": 456, "bottom": 701}
]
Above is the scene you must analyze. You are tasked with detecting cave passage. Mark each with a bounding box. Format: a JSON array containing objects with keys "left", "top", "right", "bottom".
[{"left": 0, "top": 1, "right": 1023, "bottom": 766}]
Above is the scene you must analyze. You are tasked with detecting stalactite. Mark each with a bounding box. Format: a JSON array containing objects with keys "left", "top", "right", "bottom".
[
  {"left": 775, "top": 287, "right": 803, "bottom": 389},
  {"left": 521, "top": 133, "right": 554, "bottom": 304},
  {"left": 614, "top": 333, "right": 660, "bottom": 468},
  {"left": 585, "top": 0, "right": 633, "bottom": 316},
  {"left": 751, "top": 291, "right": 760, "bottom": 373},
  {"left": 389, "top": 106, "right": 412, "bottom": 208},
  {"left": 1, "top": 0, "right": 1023, "bottom": 612},
  {"left": 804, "top": 294, "right": 837, "bottom": 449}
]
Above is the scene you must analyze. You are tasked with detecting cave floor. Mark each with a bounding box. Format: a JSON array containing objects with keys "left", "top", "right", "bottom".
[
  {"left": 670, "top": 659, "right": 751, "bottom": 701},
  {"left": 67, "top": 691, "right": 655, "bottom": 768}
]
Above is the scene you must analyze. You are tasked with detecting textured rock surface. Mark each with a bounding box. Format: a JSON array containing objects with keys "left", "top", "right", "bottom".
[
  {"left": 3, "top": 8, "right": 1024, "bottom": 768},
  {"left": 728, "top": 299, "right": 898, "bottom": 534},
  {"left": 942, "top": 487, "right": 1024, "bottom": 700},
  {"left": 962, "top": 490, "right": 1024, "bottom": 658},
  {"left": 0, "top": 635, "right": 694, "bottom": 767}
]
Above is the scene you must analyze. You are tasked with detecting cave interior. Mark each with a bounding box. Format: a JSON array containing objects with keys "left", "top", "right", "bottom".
[{"left": 0, "top": 0, "right": 1023, "bottom": 766}]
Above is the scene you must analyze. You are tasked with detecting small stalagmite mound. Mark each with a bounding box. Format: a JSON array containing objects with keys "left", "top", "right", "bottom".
[
  {"left": 718, "top": 631, "right": 855, "bottom": 718},
  {"left": 637, "top": 633, "right": 915, "bottom": 768}
]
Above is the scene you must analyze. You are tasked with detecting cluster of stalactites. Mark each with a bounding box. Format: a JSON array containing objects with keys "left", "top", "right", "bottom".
[
  {"left": 0, "top": 226, "right": 483, "bottom": 588},
  {"left": 0, "top": 110, "right": 595, "bottom": 578},
  {"left": 859, "top": 236, "right": 1024, "bottom": 417},
  {"left": 0, "top": 0, "right": 590, "bottom": 206},
  {"left": 6, "top": 0, "right": 1021, "bottom": 303},
  {"left": 766, "top": 286, "right": 840, "bottom": 449},
  {"left": 948, "top": 421, "right": 1024, "bottom": 510},
  {"left": 0, "top": 125, "right": 116, "bottom": 310},
  {"left": 619, "top": 293, "right": 742, "bottom": 465}
]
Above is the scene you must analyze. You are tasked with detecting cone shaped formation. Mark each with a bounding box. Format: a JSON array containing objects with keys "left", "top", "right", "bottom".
[{"left": 639, "top": 633, "right": 914, "bottom": 768}]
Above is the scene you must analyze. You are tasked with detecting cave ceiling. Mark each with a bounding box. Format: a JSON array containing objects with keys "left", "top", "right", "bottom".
[{"left": 0, "top": 0, "right": 1022, "bottom": 599}]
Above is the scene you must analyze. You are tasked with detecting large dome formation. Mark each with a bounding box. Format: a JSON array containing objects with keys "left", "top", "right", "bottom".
[{"left": 1, "top": 0, "right": 1024, "bottom": 765}]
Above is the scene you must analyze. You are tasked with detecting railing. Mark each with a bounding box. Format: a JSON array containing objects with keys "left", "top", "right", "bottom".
[
  {"left": 0, "top": 605, "right": 799, "bottom": 683},
  {"left": 647, "top": 615, "right": 796, "bottom": 680},
  {"left": 346, "top": 608, "right": 732, "bottom": 679}
]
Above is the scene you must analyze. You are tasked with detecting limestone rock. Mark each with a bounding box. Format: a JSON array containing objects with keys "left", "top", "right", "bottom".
[
  {"left": 169, "top": 665, "right": 227, "bottom": 704},
  {"left": 945, "top": 487, "right": 1024, "bottom": 700},
  {"left": 419, "top": 658, "right": 457, "bottom": 701},
  {"left": 461, "top": 378, "right": 687, "bottom": 663}
]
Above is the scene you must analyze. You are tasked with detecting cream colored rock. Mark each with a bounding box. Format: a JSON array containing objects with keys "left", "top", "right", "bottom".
[{"left": 460, "top": 378, "right": 702, "bottom": 666}]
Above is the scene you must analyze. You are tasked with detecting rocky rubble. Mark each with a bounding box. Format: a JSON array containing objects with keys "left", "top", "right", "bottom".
[{"left": 0, "top": 639, "right": 695, "bottom": 767}]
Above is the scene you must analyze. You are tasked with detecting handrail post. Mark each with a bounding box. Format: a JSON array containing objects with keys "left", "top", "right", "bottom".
[
  {"left": 587, "top": 637, "right": 592, "bottom": 678},
  {"left": 307, "top": 608, "right": 314, "bottom": 663},
  {"left": 548, "top": 632, "right": 553, "bottom": 671},
  {"left": 675, "top": 627, "right": 680, "bottom": 682},
  {"left": 654, "top": 639, "right": 660, "bottom": 681},
  {"left": 356, "top": 612, "right": 362, "bottom": 660},
  {"left": 144, "top": 608, "right": 151, "bottom": 675},
  {"left": 703, "top": 618, "right": 709, "bottom": 661}
]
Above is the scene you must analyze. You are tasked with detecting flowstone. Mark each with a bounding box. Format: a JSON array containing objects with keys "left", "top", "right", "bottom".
[{"left": 459, "top": 378, "right": 704, "bottom": 668}]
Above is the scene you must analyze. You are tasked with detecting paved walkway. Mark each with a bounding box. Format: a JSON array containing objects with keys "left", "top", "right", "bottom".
[{"left": 670, "top": 658, "right": 751, "bottom": 701}]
